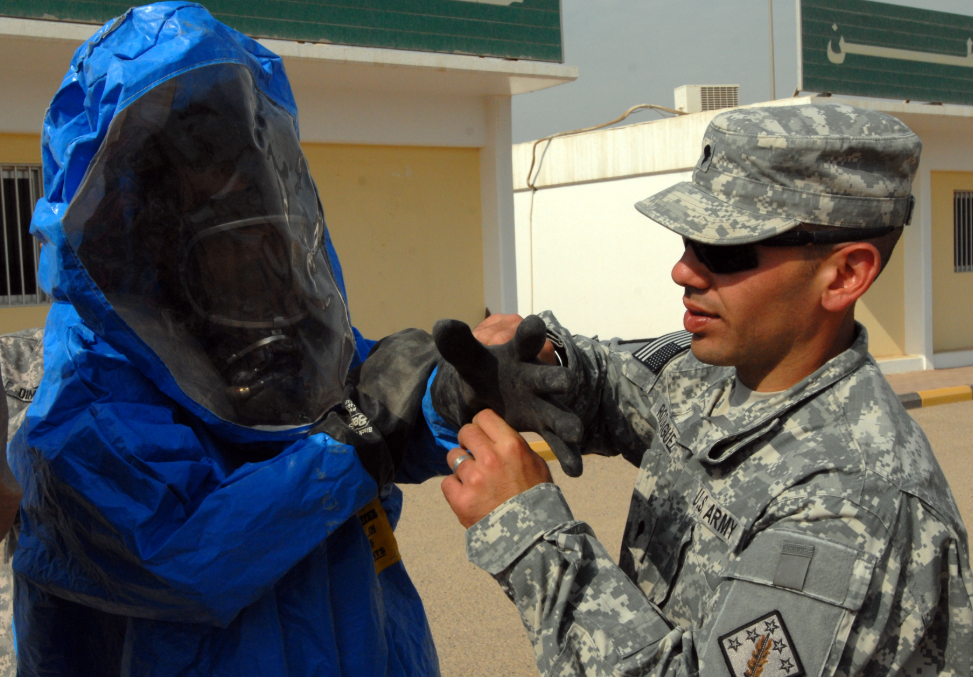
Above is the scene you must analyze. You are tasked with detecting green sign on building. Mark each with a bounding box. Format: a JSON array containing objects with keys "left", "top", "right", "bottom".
[
  {"left": 800, "top": 0, "right": 973, "bottom": 106},
  {"left": 0, "top": 0, "right": 563, "bottom": 62}
]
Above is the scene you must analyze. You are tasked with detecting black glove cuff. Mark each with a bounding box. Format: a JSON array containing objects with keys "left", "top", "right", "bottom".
[
  {"left": 313, "top": 328, "right": 440, "bottom": 489},
  {"left": 312, "top": 392, "right": 396, "bottom": 489}
]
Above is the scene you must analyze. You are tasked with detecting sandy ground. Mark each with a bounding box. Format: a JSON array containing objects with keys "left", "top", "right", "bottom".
[
  {"left": 394, "top": 400, "right": 973, "bottom": 677},
  {"left": 910, "top": 400, "right": 973, "bottom": 529}
]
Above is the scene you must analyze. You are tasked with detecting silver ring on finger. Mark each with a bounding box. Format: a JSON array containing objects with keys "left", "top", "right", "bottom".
[{"left": 451, "top": 453, "right": 472, "bottom": 473}]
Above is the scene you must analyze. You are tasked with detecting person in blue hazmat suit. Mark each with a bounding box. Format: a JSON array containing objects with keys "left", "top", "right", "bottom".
[{"left": 6, "top": 3, "right": 459, "bottom": 674}]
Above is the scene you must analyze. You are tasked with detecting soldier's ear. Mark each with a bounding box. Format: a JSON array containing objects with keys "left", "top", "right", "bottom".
[{"left": 819, "top": 242, "right": 881, "bottom": 314}]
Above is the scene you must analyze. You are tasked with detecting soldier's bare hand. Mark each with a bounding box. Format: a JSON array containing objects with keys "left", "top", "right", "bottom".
[
  {"left": 472, "top": 313, "right": 522, "bottom": 346},
  {"left": 472, "top": 314, "right": 557, "bottom": 365},
  {"left": 441, "top": 409, "right": 553, "bottom": 528}
]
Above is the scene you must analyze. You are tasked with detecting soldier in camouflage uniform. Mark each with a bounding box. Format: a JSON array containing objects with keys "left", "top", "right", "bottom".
[
  {"left": 436, "top": 104, "right": 973, "bottom": 677},
  {"left": 0, "top": 327, "right": 43, "bottom": 677}
]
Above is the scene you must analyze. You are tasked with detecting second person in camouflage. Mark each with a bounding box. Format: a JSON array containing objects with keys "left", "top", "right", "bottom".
[{"left": 435, "top": 103, "right": 973, "bottom": 677}]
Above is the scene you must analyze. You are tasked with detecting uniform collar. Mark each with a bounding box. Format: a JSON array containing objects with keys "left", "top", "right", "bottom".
[{"left": 671, "top": 323, "right": 870, "bottom": 464}]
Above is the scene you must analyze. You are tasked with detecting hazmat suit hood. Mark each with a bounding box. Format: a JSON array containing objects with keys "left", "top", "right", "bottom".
[{"left": 31, "top": 1, "right": 355, "bottom": 440}]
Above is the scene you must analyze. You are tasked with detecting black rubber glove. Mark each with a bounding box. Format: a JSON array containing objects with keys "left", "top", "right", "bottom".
[
  {"left": 311, "top": 329, "right": 439, "bottom": 489},
  {"left": 431, "top": 315, "right": 585, "bottom": 477}
]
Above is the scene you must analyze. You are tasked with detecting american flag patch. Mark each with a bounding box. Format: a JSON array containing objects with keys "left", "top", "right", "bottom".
[
  {"left": 630, "top": 331, "right": 693, "bottom": 373},
  {"left": 719, "top": 611, "right": 803, "bottom": 677}
]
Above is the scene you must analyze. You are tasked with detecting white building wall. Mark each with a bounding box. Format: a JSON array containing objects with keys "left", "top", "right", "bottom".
[
  {"left": 512, "top": 95, "right": 973, "bottom": 369},
  {"left": 514, "top": 170, "right": 689, "bottom": 339},
  {"left": 510, "top": 107, "right": 712, "bottom": 339},
  {"left": 293, "top": 89, "right": 488, "bottom": 147}
]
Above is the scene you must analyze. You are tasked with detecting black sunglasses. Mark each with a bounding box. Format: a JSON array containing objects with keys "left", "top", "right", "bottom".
[{"left": 684, "top": 227, "right": 895, "bottom": 275}]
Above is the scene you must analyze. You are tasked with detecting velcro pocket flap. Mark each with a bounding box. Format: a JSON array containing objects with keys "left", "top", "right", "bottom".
[{"left": 726, "top": 530, "right": 876, "bottom": 611}]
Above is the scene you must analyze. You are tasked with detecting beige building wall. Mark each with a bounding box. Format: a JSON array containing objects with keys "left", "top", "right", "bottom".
[
  {"left": 856, "top": 242, "right": 906, "bottom": 358},
  {"left": 0, "top": 133, "right": 40, "bottom": 164},
  {"left": 931, "top": 171, "right": 973, "bottom": 354},
  {"left": 0, "top": 305, "right": 50, "bottom": 334},
  {"left": 0, "top": 133, "right": 49, "bottom": 334},
  {"left": 303, "top": 143, "right": 484, "bottom": 339},
  {"left": 0, "top": 136, "right": 487, "bottom": 340}
]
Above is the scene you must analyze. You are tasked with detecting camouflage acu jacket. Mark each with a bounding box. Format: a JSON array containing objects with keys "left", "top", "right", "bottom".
[
  {"left": 2, "top": 328, "right": 43, "bottom": 448},
  {"left": 467, "top": 314, "right": 973, "bottom": 677},
  {"left": 0, "top": 327, "right": 43, "bottom": 677}
]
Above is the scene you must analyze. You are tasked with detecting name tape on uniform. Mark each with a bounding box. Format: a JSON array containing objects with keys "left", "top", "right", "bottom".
[{"left": 689, "top": 482, "right": 741, "bottom": 545}]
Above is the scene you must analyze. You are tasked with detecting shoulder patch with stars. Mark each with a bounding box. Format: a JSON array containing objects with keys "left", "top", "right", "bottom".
[
  {"left": 718, "top": 611, "right": 803, "bottom": 677},
  {"left": 620, "top": 331, "right": 693, "bottom": 374}
]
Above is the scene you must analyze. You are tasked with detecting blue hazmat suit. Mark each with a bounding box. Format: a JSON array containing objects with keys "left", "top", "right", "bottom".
[{"left": 8, "top": 3, "right": 449, "bottom": 674}]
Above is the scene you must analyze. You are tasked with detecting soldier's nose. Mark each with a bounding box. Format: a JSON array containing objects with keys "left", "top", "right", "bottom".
[{"left": 672, "top": 245, "right": 711, "bottom": 290}]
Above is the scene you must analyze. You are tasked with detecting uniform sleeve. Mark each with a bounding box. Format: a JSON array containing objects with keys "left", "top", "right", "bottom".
[
  {"left": 467, "top": 485, "right": 970, "bottom": 677},
  {"left": 467, "top": 483, "right": 691, "bottom": 677},
  {"left": 539, "top": 312, "right": 665, "bottom": 465},
  {"left": 0, "top": 327, "right": 43, "bottom": 495}
]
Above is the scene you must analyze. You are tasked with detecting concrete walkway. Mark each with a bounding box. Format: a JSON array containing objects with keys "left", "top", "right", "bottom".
[
  {"left": 884, "top": 366, "right": 973, "bottom": 409},
  {"left": 883, "top": 365, "right": 973, "bottom": 393}
]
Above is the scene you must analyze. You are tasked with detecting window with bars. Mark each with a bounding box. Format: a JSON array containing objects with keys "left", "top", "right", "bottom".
[
  {"left": 0, "top": 165, "right": 45, "bottom": 305},
  {"left": 956, "top": 191, "right": 973, "bottom": 273}
]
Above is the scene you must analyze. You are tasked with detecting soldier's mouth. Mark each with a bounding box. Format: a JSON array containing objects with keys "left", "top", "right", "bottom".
[{"left": 683, "top": 300, "right": 719, "bottom": 333}]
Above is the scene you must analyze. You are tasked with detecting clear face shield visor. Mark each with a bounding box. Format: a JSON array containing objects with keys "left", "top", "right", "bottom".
[
  {"left": 181, "top": 216, "right": 316, "bottom": 331},
  {"left": 62, "top": 64, "right": 355, "bottom": 428}
]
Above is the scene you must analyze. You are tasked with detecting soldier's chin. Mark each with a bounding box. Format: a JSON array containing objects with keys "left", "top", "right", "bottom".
[{"left": 688, "top": 335, "right": 736, "bottom": 367}]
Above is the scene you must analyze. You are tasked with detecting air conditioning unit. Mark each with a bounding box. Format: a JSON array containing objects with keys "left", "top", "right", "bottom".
[{"left": 674, "top": 85, "right": 740, "bottom": 114}]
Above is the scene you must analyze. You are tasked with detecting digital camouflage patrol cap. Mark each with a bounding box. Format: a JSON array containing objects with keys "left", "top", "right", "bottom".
[{"left": 635, "top": 103, "right": 921, "bottom": 244}]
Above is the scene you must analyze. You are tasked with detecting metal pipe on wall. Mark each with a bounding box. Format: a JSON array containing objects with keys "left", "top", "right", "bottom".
[{"left": 768, "top": 0, "right": 776, "bottom": 100}]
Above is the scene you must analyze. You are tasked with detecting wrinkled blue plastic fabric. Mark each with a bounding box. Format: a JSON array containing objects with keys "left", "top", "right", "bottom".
[{"left": 9, "top": 3, "right": 440, "bottom": 674}]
